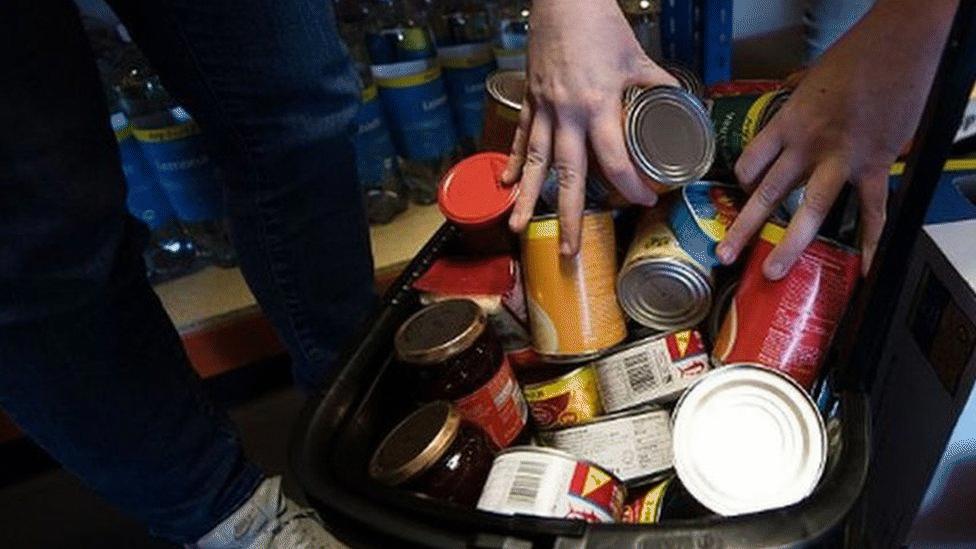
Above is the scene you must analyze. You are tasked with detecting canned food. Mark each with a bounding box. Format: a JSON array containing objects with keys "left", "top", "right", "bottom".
[
  {"left": 369, "top": 401, "right": 498, "bottom": 506},
  {"left": 482, "top": 70, "right": 525, "bottom": 153},
  {"left": 523, "top": 366, "right": 604, "bottom": 430},
  {"left": 521, "top": 211, "right": 627, "bottom": 361},
  {"left": 476, "top": 446, "right": 627, "bottom": 523},
  {"left": 537, "top": 406, "right": 673, "bottom": 484},
  {"left": 617, "top": 203, "right": 712, "bottom": 331},
  {"left": 776, "top": 185, "right": 806, "bottom": 221},
  {"left": 660, "top": 61, "right": 706, "bottom": 99},
  {"left": 710, "top": 90, "right": 790, "bottom": 174},
  {"left": 592, "top": 330, "right": 710, "bottom": 413},
  {"left": 621, "top": 475, "right": 711, "bottom": 523},
  {"left": 396, "top": 300, "right": 529, "bottom": 447},
  {"left": 437, "top": 152, "right": 519, "bottom": 253},
  {"left": 412, "top": 255, "right": 536, "bottom": 368},
  {"left": 624, "top": 86, "right": 716, "bottom": 188},
  {"left": 537, "top": 169, "right": 625, "bottom": 212},
  {"left": 668, "top": 181, "right": 746, "bottom": 271},
  {"left": 706, "top": 79, "right": 785, "bottom": 98},
  {"left": 672, "top": 364, "right": 828, "bottom": 516},
  {"left": 706, "top": 276, "right": 739, "bottom": 344},
  {"left": 712, "top": 222, "right": 860, "bottom": 390}
]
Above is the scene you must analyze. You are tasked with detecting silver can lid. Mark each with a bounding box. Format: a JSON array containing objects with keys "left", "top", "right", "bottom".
[
  {"left": 617, "top": 258, "right": 712, "bottom": 331},
  {"left": 672, "top": 364, "right": 827, "bottom": 516},
  {"left": 625, "top": 86, "right": 716, "bottom": 186},
  {"left": 487, "top": 70, "right": 527, "bottom": 112}
]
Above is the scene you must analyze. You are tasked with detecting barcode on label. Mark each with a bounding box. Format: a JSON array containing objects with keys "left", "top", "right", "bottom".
[
  {"left": 506, "top": 460, "right": 548, "bottom": 508},
  {"left": 624, "top": 353, "right": 671, "bottom": 394}
]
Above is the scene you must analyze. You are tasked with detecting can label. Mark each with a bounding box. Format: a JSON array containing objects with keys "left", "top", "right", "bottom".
[
  {"left": 707, "top": 80, "right": 784, "bottom": 98},
  {"left": 439, "top": 43, "right": 495, "bottom": 141},
  {"left": 455, "top": 357, "right": 528, "bottom": 448},
  {"left": 593, "top": 331, "right": 710, "bottom": 412},
  {"left": 538, "top": 408, "right": 673, "bottom": 483},
  {"left": 477, "top": 450, "right": 625, "bottom": 522},
  {"left": 668, "top": 182, "right": 745, "bottom": 271},
  {"left": 523, "top": 366, "right": 603, "bottom": 430},
  {"left": 132, "top": 113, "right": 223, "bottom": 223},
  {"left": 713, "top": 223, "right": 861, "bottom": 389},
  {"left": 373, "top": 61, "right": 457, "bottom": 161},
  {"left": 354, "top": 84, "right": 399, "bottom": 189},
  {"left": 710, "top": 91, "right": 780, "bottom": 173},
  {"left": 622, "top": 477, "right": 672, "bottom": 524},
  {"left": 113, "top": 114, "right": 176, "bottom": 231},
  {"left": 623, "top": 203, "right": 701, "bottom": 273},
  {"left": 522, "top": 212, "right": 627, "bottom": 358}
]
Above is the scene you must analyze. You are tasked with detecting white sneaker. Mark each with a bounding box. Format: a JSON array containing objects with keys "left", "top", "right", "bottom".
[{"left": 188, "top": 476, "right": 345, "bottom": 549}]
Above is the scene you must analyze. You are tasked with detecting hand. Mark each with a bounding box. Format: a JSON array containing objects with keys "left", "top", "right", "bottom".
[
  {"left": 502, "top": 0, "right": 676, "bottom": 255},
  {"left": 715, "top": 0, "right": 957, "bottom": 278}
]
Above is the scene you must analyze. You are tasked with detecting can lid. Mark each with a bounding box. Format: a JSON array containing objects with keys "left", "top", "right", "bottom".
[
  {"left": 369, "top": 401, "right": 462, "bottom": 486},
  {"left": 438, "top": 152, "right": 519, "bottom": 228},
  {"left": 486, "top": 70, "right": 526, "bottom": 111},
  {"left": 395, "top": 299, "right": 487, "bottom": 364},
  {"left": 617, "top": 258, "right": 712, "bottom": 331},
  {"left": 671, "top": 364, "right": 827, "bottom": 516},
  {"left": 625, "top": 87, "right": 716, "bottom": 186}
]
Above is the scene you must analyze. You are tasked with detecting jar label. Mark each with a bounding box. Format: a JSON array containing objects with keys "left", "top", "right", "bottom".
[{"left": 454, "top": 357, "right": 527, "bottom": 448}]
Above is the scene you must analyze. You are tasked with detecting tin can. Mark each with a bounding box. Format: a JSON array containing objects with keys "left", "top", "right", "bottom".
[
  {"left": 537, "top": 407, "right": 673, "bottom": 484},
  {"left": 712, "top": 222, "right": 860, "bottom": 390},
  {"left": 621, "top": 475, "right": 711, "bottom": 523},
  {"left": 522, "top": 366, "right": 603, "bottom": 430},
  {"left": 707, "top": 276, "right": 739, "bottom": 345},
  {"left": 482, "top": 70, "right": 525, "bottom": 153},
  {"left": 438, "top": 152, "right": 518, "bottom": 253},
  {"left": 624, "top": 86, "right": 716, "bottom": 189},
  {"left": 660, "top": 61, "right": 706, "bottom": 99},
  {"left": 537, "top": 169, "right": 625, "bottom": 213},
  {"left": 617, "top": 203, "right": 712, "bottom": 331},
  {"left": 521, "top": 211, "right": 627, "bottom": 361},
  {"left": 706, "top": 79, "right": 785, "bottom": 98},
  {"left": 672, "top": 364, "right": 827, "bottom": 516},
  {"left": 668, "top": 181, "right": 746, "bottom": 271},
  {"left": 476, "top": 446, "right": 626, "bottom": 523},
  {"left": 592, "top": 330, "right": 710, "bottom": 413},
  {"left": 710, "top": 90, "right": 790, "bottom": 174}
]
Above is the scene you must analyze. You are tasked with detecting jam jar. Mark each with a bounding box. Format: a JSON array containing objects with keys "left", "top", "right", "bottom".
[
  {"left": 395, "top": 299, "right": 529, "bottom": 448},
  {"left": 369, "top": 401, "right": 498, "bottom": 506}
]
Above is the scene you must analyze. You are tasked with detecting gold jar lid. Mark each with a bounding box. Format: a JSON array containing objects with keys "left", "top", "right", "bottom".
[
  {"left": 369, "top": 401, "right": 462, "bottom": 486},
  {"left": 394, "top": 299, "right": 487, "bottom": 365}
]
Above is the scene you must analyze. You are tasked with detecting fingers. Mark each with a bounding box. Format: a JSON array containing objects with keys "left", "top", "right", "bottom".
[
  {"left": 553, "top": 118, "right": 589, "bottom": 256},
  {"left": 763, "top": 158, "right": 849, "bottom": 280},
  {"left": 590, "top": 104, "right": 657, "bottom": 206},
  {"left": 508, "top": 106, "right": 554, "bottom": 232},
  {"left": 735, "top": 123, "right": 784, "bottom": 190},
  {"left": 717, "top": 149, "right": 806, "bottom": 265},
  {"left": 503, "top": 99, "right": 535, "bottom": 184},
  {"left": 627, "top": 57, "right": 680, "bottom": 88},
  {"left": 856, "top": 168, "right": 889, "bottom": 276}
]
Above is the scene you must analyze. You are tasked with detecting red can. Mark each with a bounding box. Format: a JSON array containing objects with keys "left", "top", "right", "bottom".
[
  {"left": 438, "top": 152, "right": 519, "bottom": 253},
  {"left": 707, "top": 79, "right": 785, "bottom": 98},
  {"left": 712, "top": 222, "right": 860, "bottom": 389}
]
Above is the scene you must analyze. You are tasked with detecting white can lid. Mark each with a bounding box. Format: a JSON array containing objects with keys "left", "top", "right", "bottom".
[{"left": 672, "top": 364, "right": 827, "bottom": 516}]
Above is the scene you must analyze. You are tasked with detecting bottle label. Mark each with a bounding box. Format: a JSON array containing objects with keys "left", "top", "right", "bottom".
[
  {"left": 132, "top": 112, "right": 223, "bottom": 223},
  {"left": 373, "top": 60, "right": 457, "bottom": 160},
  {"left": 354, "top": 84, "right": 399, "bottom": 189},
  {"left": 439, "top": 43, "right": 495, "bottom": 141},
  {"left": 111, "top": 113, "right": 176, "bottom": 231}
]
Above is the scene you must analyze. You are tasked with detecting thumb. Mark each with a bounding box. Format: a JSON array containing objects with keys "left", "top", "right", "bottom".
[{"left": 627, "top": 56, "right": 680, "bottom": 89}]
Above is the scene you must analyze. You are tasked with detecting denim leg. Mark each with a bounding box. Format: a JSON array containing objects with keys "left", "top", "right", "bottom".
[
  {"left": 110, "top": 0, "right": 378, "bottom": 393},
  {"left": 0, "top": 1, "right": 262, "bottom": 543},
  {"left": 803, "top": 0, "right": 876, "bottom": 61}
]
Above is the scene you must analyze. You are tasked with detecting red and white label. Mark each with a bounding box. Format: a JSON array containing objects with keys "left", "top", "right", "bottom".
[{"left": 455, "top": 358, "right": 528, "bottom": 448}]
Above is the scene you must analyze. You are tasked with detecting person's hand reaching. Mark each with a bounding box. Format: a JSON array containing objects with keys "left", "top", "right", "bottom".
[{"left": 502, "top": 0, "right": 677, "bottom": 255}]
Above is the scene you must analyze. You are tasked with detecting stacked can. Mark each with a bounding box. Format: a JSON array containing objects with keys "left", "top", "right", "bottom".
[
  {"left": 709, "top": 89, "right": 791, "bottom": 175},
  {"left": 482, "top": 70, "right": 525, "bottom": 153}
]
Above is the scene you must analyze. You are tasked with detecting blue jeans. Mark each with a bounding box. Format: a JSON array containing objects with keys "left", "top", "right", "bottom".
[
  {"left": 0, "top": 0, "right": 374, "bottom": 543},
  {"left": 804, "top": 0, "right": 876, "bottom": 61}
]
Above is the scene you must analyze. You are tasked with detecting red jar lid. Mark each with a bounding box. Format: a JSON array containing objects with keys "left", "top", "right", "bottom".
[{"left": 438, "top": 152, "right": 519, "bottom": 229}]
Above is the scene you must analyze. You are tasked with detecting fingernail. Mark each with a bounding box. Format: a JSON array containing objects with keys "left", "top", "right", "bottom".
[
  {"left": 560, "top": 241, "right": 573, "bottom": 256},
  {"left": 764, "top": 261, "right": 787, "bottom": 280},
  {"left": 716, "top": 243, "right": 734, "bottom": 265}
]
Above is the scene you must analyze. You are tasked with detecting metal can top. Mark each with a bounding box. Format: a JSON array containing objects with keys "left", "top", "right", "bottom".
[
  {"left": 671, "top": 364, "right": 827, "bottom": 516},
  {"left": 369, "top": 401, "right": 462, "bottom": 486},
  {"left": 625, "top": 86, "right": 716, "bottom": 186},
  {"left": 660, "top": 61, "right": 706, "bottom": 100},
  {"left": 438, "top": 152, "right": 520, "bottom": 229},
  {"left": 486, "top": 70, "right": 527, "bottom": 111},
  {"left": 617, "top": 257, "right": 712, "bottom": 331},
  {"left": 395, "top": 299, "right": 487, "bottom": 365}
]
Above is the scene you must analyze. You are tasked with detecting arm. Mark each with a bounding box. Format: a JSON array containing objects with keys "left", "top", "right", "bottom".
[
  {"left": 502, "top": 0, "right": 675, "bottom": 255},
  {"left": 716, "top": 0, "right": 960, "bottom": 279}
]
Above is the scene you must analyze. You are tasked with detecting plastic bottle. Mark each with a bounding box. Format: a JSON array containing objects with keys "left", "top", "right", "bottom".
[
  {"left": 367, "top": 0, "right": 460, "bottom": 205},
  {"left": 117, "top": 63, "right": 237, "bottom": 267},
  {"left": 493, "top": 0, "right": 530, "bottom": 71}
]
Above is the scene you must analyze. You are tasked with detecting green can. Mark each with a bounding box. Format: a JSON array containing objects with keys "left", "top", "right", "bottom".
[{"left": 709, "top": 90, "right": 790, "bottom": 174}]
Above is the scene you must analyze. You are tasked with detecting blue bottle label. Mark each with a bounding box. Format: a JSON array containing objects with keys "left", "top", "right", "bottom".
[
  {"left": 439, "top": 43, "right": 495, "bottom": 141},
  {"left": 373, "top": 60, "right": 457, "bottom": 160},
  {"left": 112, "top": 113, "right": 176, "bottom": 231},
  {"left": 354, "top": 84, "right": 399, "bottom": 188},
  {"left": 133, "top": 111, "right": 223, "bottom": 223}
]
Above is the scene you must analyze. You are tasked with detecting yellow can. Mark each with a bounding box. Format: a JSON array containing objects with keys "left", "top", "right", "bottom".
[
  {"left": 521, "top": 211, "right": 627, "bottom": 361},
  {"left": 522, "top": 366, "right": 604, "bottom": 430}
]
